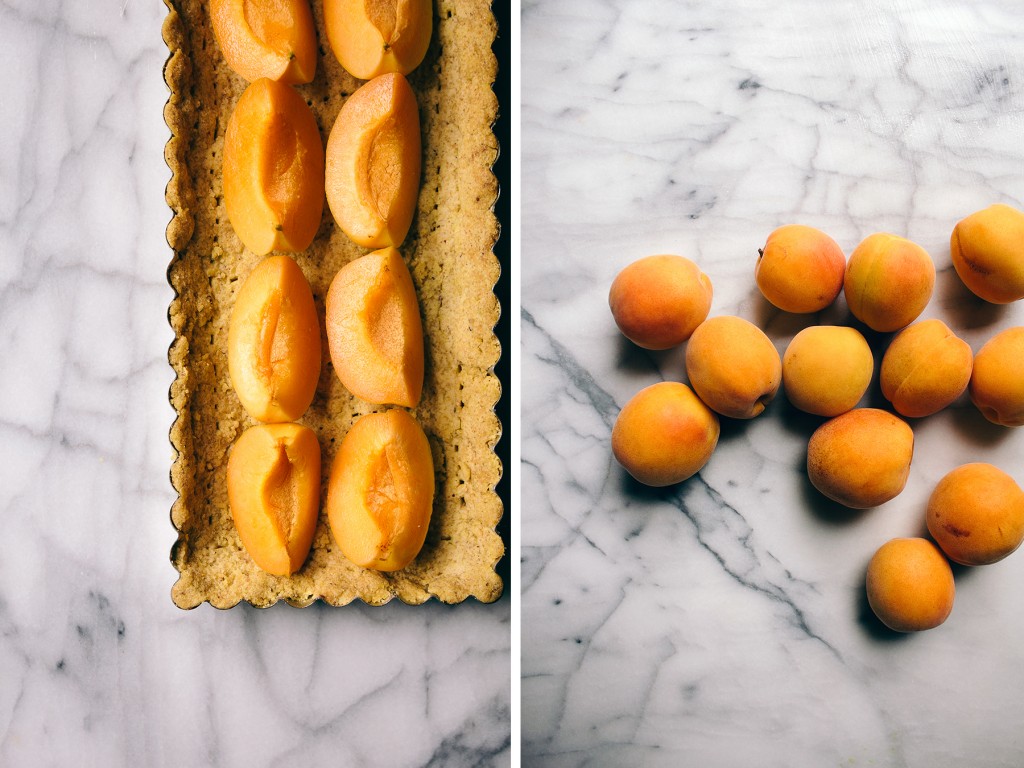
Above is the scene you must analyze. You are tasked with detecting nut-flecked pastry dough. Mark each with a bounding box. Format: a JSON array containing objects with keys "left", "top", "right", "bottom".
[{"left": 163, "top": 0, "right": 502, "bottom": 608}]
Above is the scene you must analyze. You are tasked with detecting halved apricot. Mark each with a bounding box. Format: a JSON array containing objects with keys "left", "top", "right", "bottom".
[
  {"left": 223, "top": 77, "right": 325, "bottom": 256},
  {"left": 327, "top": 410, "right": 435, "bottom": 572},
  {"left": 325, "top": 247, "right": 424, "bottom": 407},
  {"left": 228, "top": 255, "right": 321, "bottom": 422},
  {"left": 325, "top": 73, "right": 421, "bottom": 248},
  {"left": 227, "top": 423, "right": 321, "bottom": 576},
  {"left": 210, "top": 0, "right": 318, "bottom": 84},
  {"left": 323, "top": 0, "right": 433, "bottom": 80}
]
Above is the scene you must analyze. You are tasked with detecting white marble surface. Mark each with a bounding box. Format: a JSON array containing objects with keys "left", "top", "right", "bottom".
[
  {"left": 522, "top": 1, "right": 1024, "bottom": 765},
  {"left": 0, "top": 1, "right": 509, "bottom": 765}
]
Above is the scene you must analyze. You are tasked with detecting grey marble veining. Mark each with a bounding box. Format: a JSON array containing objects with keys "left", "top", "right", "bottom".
[
  {"left": 522, "top": 1, "right": 1024, "bottom": 765},
  {"left": 0, "top": 1, "right": 509, "bottom": 765}
]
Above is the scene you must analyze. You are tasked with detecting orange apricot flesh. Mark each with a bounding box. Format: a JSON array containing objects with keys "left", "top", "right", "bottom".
[
  {"left": 324, "top": 0, "right": 433, "bottom": 80},
  {"left": 611, "top": 382, "right": 720, "bottom": 487},
  {"left": 866, "top": 538, "right": 954, "bottom": 632},
  {"left": 969, "top": 326, "right": 1024, "bottom": 427},
  {"left": 210, "top": 0, "right": 318, "bottom": 84},
  {"left": 807, "top": 408, "right": 914, "bottom": 509},
  {"left": 685, "top": 315, "right": 782, "bottom": 419},
  {"left": 223, "top": 77, "right": 325, "bottom": 256},
  {"left": 325, "top": 73, "right": 422, "bottom": 249},
  {"left": 327, "top": 410, "right": 435, "bottom": 572},
  {"left": 782, "top": 325, "right": 873, "bottom": 417},
  {"left": 325, "top": 246, "right": 424, "bottom": 407},
  {"left": 228, "top": 255, "right": 322, "bottom": 422},
  {"left": 227, "top": 423, "right": 322, "bottom": 576},
  {"left": 927, "top": 463, "right": 1024, "bottom": 566},
  {"left": 608, "top": 254, "right": 713, "bottom": 350},
  {"left": 844, "top": 233, "right": 935, "bottom": 332},
  {"left": 951, "top": 204, "right": 1024, "bottom": 304},
  {"left": 879, "top": 319, "right": 973, "bottom": 419},
  {"left": 756, "top": 224, "right": 846, "bottom": 313}
]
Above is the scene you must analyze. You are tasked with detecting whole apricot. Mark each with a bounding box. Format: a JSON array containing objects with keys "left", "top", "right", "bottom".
[
  {"left": 782, "top": 325, "right": 873, "bottom": 417},
  {"left": 227, "top": 423, "right": 321, "bottom": 576},
  {"left": 927, "top": 463, "right": 1024, "bottom": 566},
  {"left": 755, "top": 224, "right": 846, "bottom": 313},
  {"left": 880, "top": 319, "right": 973, "bottom": 418},
  {"left": 608, "top": 255, "right": 713, "bottom": 350},
  {"left": 211, "top": 0, "right": 318, "bottom": 84},
  {"left": 325, "top": 246, "right": 424, "bottom": 407},
  {"left": 324, "top": 0, "right": 433, "bottom": 80},
  {"left": 228, "top": 255, "right": 322, "bottom": 422},
  {"left": 866, "top": 538, "right": 954, "bottom": 632},
  {"left": 807, "top": 408, "right": 914, "bottom": 509},
  {"left": 844, "top": 233, "right": 935, "bottom": 332},
  {"left": 951, "top": 203, "right": 1024, "bottom": 303},
  {"left": 325, "top": 73, "right": 421, "bottom": 249},
  {"left": 223, "top": 78, "right": 326, "bottom": 255},
  {"left": 611, "top": 382, "right": 719, "bottom": 487},
  {"left": 685, "top": 316, "right": 781, "bottom": 419},
  {"left": 969, "top": 326, "right": 1024, "bottom": 426},
  {"left": 327, "top": 409, "right": 435, "bottom": 572}
]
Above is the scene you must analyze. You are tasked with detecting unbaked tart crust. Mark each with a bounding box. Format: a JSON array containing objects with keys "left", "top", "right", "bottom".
[{"left": 163, "top": 0, "right": 503, "bottom": 608}]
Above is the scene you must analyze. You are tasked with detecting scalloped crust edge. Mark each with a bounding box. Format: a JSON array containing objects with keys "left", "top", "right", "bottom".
[{"left": 162, "top": 0, "right": 504, "bottom": 609}]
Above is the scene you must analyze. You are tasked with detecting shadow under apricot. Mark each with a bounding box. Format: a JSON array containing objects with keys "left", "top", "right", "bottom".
[
  {"left": 618, "top": 468, "right": 686, "bottom": 503},
  {"left": 948, "top": 403, "right": 1017, "bottom": 449},
  {"left": 752, "top": 293, "right": 821, "bottom": 340},
  {"left": 614, "top": 334, "right": 687, "bottom": 380},
  {"left": 772, "top": 393, "right": 828, "bottom": 439},
  {"left": 715, "top": 413, "right": 752, "bottom": 445},
  {"left": 774, "top": 403, "right": 872, "bottom": 526},
  {"left": 856, "top": 577, "right": 913, "bottom": 642},
  {"left": 799, "top": 470, "right": 873, "bottom": 527},
  {"left": 938, "top": 265, "right": 1009, "bottom": 332}
]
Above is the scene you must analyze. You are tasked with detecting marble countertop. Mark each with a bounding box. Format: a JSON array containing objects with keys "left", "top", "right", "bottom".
[
  {"left": 0, "top": 1, "right": 509, "bottom": 766},
  {"left": 522, "top": 1, "right": 1024, "bottom": 765}
]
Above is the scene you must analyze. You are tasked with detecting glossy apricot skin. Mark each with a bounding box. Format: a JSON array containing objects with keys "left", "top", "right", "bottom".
[
  {"left": 210, "top": 0, "right": 317, "bottom": 84},
  {"left": 880, "top": 319, "right": 973, "bottom": 418},
  {"left": 969, "top": 327, "right": 1024, "bottom": 427},
  {"left": 755, "top": 225, "right": 846, "bottom": 313},
  {"left": 324, "top": 0, "right": 433, "bottom": 80},
  {"left": 227, "top": 423, "right": 321, "bottom": 576},
  {"left": 866, "top": 538, "right": 954, "bottom": 632},
  {"left": 325, "top": 73, "right": 422, "bottom": 249},
  {"left": 951, "top": 204, "right": 1024, "bottom": 304},
  {"left": 223, "top": 78, "right": 326, "bottom": 255},
  {"left": 807, "top": 408, "right": 914, "bottom": 509},
  {"left": 608, "top": 255, "right": 713, "bottom": 350},
  {"left": 685, "top": 316, "right": 782, "bottom": 419},
  {"left": 844, "top": 233, "right": 935, "bottom": 332},
  {"left": 228, "top": 255, "right": 322, "bottom": 422},
  {"left": 325, "top": 247, "right": 424, "bottom": 407},
  {"left": 927, "top": 463, "right": 1024, "bottom": 566},
  {"left": 611, "top": 382, "right": 720, "bottom": 487},
  {"left": 327, "top": 410, "right": 435, "bottom": 572}
]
